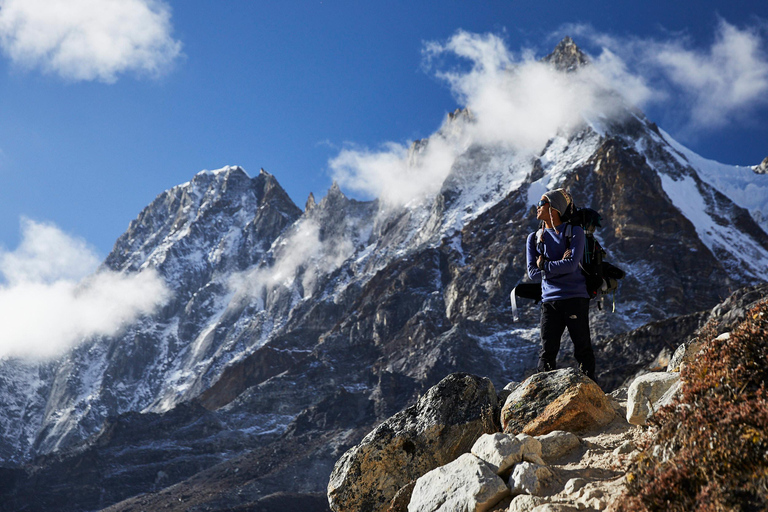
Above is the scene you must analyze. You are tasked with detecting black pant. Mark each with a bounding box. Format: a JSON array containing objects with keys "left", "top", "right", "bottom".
[{"left": 537, "top": 297, "right": 596, "bottom": 381}]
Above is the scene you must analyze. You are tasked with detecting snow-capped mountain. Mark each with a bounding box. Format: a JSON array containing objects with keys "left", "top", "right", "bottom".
[{"left": 1, "top": 37, "right": 767, "bottom": 512}]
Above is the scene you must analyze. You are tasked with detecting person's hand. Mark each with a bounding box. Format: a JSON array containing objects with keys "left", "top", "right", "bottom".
[
  {"left": 537, "top": 255, "right": 546, "bottom": 270},
  {"left": 562, "top": 248, "right": 572, "bottom": 259}
]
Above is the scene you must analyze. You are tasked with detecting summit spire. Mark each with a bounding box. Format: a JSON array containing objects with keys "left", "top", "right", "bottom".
[{"left": 543, "top": 36, "right": 589, "bottom": 72}]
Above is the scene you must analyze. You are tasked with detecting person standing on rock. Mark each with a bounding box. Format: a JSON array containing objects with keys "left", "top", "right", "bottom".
[{"left": 526, "top": 188, "right": 596, "bottom": 382}]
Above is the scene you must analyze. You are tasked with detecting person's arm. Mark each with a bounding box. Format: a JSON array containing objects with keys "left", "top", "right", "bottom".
[
  {"left": 526, "top": 233, "right": 543, "bottom": 281},
  {"left": 544, "top": 226, "right": 584, "bottom": 275}
]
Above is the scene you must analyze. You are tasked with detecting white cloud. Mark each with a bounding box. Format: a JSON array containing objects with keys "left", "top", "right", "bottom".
[
  {"left": 653, "top": 20, "right": 768, "bottom": 128},
  {"left": 331, "top": 31, "right": 634, "bottom": 206},
  {"left": 0, "top": 219, "right": 170, "bottom": 359},
  {"left": 230, "top": 217, "right": 355, "bottom": 304},
  {"left": 568, "top": 19, "right": 768, "bottom": 130},
  {"left": 0, "top": 0, "right": 181, "bottom": 82},
  {"left": 330, "top": 136, "right": 460, "bottom": 207},
  {"left": 330, "top": 23, "right": 768, "bottom": 205}
]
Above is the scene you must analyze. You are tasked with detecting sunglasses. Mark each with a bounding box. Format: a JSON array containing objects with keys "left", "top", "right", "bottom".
[{"left": 536, "top": 199, "right": 549, "bottom": 207}]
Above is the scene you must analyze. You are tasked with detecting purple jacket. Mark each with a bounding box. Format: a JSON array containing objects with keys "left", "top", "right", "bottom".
[{"left": 526, "top": 224, "right": 589, "bottom": 302}]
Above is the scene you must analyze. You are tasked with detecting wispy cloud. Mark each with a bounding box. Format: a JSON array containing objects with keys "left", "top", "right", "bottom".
[
  {"left": 569, "top": 19, "right": 768, "bottom": 130},
  {"left": 230, "top": 217, "right": 355, "bottom": 304},
  {"left": 0, "top": 219, "right": 170, "bottom": 359},
  {"left": 331, "top": 31, "right": 632, "bottom": 206},
  {"left": 0, "top": 0, "right": 182, "bottom": 82},
  {"left": 330, "top": 21, "right": 768, "bottom": 205}
]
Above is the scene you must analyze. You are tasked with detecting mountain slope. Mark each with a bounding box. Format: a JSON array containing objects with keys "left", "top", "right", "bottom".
[{"left": 0, "top": 38, "right": 767, "bottom": 512}]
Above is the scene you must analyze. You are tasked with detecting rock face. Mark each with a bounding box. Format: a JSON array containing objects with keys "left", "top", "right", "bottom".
[
  {"left": 543, "top": 36, "right": 589, "bottom": 72},
  {"left": 327, "top": 373, "right": 498, "bottom": 512},
  {"left": 501, "top": 369, "right": 614, "bottom": 436},
  {"left": 756, "top": 156, "right": 768, "bottom": 174}
]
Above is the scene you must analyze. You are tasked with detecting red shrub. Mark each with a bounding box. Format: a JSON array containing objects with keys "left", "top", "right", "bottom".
[{"left": 617, "top": 301, "right": 768, "bottom": 512}]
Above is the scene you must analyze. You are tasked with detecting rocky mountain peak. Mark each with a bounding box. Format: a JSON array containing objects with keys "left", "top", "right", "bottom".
[
  {"left": 320, "top": 181, "right": 347, "bottom": 207},
  {"left": 305, "top": 191, "right": 317, "bottom": 212},
  {"left": 543, "top": 36, "right": 589, "bottom": 72},
  {"left": 756, "top": 156, "right": 768, "bottom": 174}
]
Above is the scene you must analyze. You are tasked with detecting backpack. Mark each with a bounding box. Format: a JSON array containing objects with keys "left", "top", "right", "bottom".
[
  {"left": 560, "top": 208, "right": 625, "bottom": 304},
  {"left": 510, "top": 207, "right": 625, "bottom": 321}
]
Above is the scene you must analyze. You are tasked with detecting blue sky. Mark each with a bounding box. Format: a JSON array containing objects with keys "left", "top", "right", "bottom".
[{"left": 1, "top": 0, "right": 767, "bottom": 258}]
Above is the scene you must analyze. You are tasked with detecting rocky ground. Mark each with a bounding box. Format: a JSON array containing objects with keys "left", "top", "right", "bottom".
[{"left": 494, "top": 389, "right": 649, "bottom": 512}]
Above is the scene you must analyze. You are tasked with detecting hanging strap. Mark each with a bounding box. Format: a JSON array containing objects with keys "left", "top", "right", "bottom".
[{"left": 510, "top": 288, "right": 519, "bottom": 322}]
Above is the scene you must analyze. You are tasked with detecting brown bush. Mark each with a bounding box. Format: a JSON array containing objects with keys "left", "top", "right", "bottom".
[{"left": 616, "top": 301, "right": 768, "bottom": 512}]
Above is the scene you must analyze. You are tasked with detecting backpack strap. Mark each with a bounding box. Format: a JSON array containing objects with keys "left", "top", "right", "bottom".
[{"left": 510, "top": 289, "right": 519, "bottom": 322}]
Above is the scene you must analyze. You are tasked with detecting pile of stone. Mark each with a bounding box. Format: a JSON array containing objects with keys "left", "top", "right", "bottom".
[
  {"left": 328, "top": 326, "right": 731, "bottom": 512},
  {"left": 408, "top": 430, "right": 583, "bottom": 512},
  {"left": 327, "top": 369, "right": 619, "bottom": 512}
]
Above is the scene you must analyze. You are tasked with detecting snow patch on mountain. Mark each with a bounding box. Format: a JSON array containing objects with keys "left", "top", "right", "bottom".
[
  {"left": 660, "top": 174, "right": 768, "bottom": 281},
  {"left": 658, "top": 129, "right": 768, "bottom": 226}
]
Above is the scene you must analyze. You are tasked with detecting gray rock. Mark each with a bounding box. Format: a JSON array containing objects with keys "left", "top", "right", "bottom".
[
  {"left": 755, "top": 156, "right": 768, "bottom": 174},
  {"left": 328, "top": 373, "right": 498, "bottom": 512},
  {"left": 508, "top": 495, "right": 548, "bottom": 512},
  {"left": 508, "top": 461, "right": 553, "bottom": 497},
  {"left": 471, "top": 433, "right": 545, "bottom": 475},
  {"left": 536, "top": 431, "right": 581, "bottom": 462},
  {"left": 657, "top": 378, "right": 682, "bottom": 409},
  {"left": 531, "top": 505, "right": 580, "bottom": 512},
  {"left": 667, "top": 339, "right": 704, "bottom": 372},
  {"left": 407, "top": 453, "right": 510, "bottom": 512},
  {"left": 626, "top": 372, "right": 680, "bottom": 425},
  {"left": 613, "top": 441, "right": 636, "bottom": 455},
  {"left": 471, "top": 433, "right": 522, "bottom": 475},
  {"left": 563, "top": 477, "right": 587, "bottom": 494}
]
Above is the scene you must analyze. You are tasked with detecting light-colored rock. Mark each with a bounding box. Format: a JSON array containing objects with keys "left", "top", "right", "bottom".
[
  {"left": 471, "top": 433, "right": 546, "bottom": 475},
  {"left": 508, "top": 494, "right": 547, "bottom": 512},
  {"left": 502, "top": 369, "right": 615, "bottom": 436},
  {"left": 518, "top": 434, "right": 546, "bottom": 465},
  {"left": 667, "top": 339, "right": 704, "bottom": 372},
  {"left": 508, "top": 461, "right": 553, "bottom": 497},
  {"left": 328, "top": 373, "right": 498, "bottom": 512},
  {"left": 657, "top": 378, "right": 682, "bottom": 409},
  {"left": 563, "top": 478, "right": 587, "bottom": 495},
  {"left": 536, "top": 431, "right": 581, "bottom": 462},
  {"left": 531, "top": 505, "right": 580, "bottom": 512},
  {"left": 407, "top": 453, "right": 510, "bottom": 512},
  {"left": 613, "top": 441, "right": 636, "bottom": 455},
  {"left": 471, "top": 433, "right": 543, "bottom": 475},
  {"left": 626, "top": 372, "right": 680, "bottom": 425}
]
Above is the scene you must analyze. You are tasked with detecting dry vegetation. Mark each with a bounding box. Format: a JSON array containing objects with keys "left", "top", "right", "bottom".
[{"left": 617, "top": 301, "right": 768, "bottom": 511}]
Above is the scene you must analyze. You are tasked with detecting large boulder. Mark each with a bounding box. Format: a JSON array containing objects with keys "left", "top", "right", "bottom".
[
  {"left": 626, "top": 372, "right": 680, "bottom": 426},
  {"left": 501, "top": 369, "right": 614, "bottom": 436},
  {"left": 327, "top": 373, "right": 498, "bottom": 512},
  {"left": 407, "top": 453, "right": 510, "bottom": 512}
]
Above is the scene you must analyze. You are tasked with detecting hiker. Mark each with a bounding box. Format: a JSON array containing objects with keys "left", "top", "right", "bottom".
[{"left": 526, "top": 188, "right": 596, "bottom": 382}]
